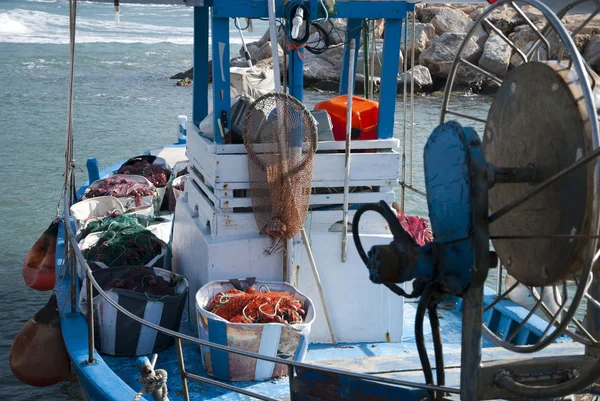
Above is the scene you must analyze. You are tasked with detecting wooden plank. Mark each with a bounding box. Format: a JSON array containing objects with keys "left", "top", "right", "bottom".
[
  {"left": 214, "top": 181, "right": 396, "bottom": 191},
  {"left": 215, "top": 191, "right": 396, "bottom": 209},
  {"left": 292, "top": 343, "right": 589, "bottom": 401},
  {"left": 291, "top": 368, "right": 428, "bottom": 401},
  {"left": 213, "top": 138, "right": 400, "bottom": 154},
  {"left": 308, "top": 343, "right": 585, "bottom": 375},
  {"left": 212, "top": 152, "right": 400, "bottom": 185}
]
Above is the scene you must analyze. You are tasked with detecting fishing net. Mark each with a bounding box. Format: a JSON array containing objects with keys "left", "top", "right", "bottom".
[
  {"left": 397, "top": 214, "right": 434, "bottom": 247},
  {"left": 82, "top": 228, "right": 164, "bottom": 267},
  {"left": 85, "top": 176, "right": 156, "bottom": 199},
  {"left": 80, "top": 211, "right": 166, "bottom": 239},
  {"left": 106, "top": 266, "right": 176, "bottom": 297},
  {"left": 243, "top": 93, "right": 318, "bottom": 241},
  {"left": 117, "top": 159, "right": 170, "bottom": 187},
  {"left": 208, "top": 286, "right": 306, "bottom": 324}
]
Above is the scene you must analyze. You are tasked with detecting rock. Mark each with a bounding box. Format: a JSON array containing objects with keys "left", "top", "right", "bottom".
[
  {"left": 479, "top": 32, "right": 513, "bottom": 77},
  {"left": 543, "top": 31, "right": 590, "bottom": 59},
  {"left": 484, "top": 5, "right": 526, "bottom": 36},
  {"left": 431, "top": 8, "right": 473, "bottom": 35},
  {"left": 417, "top": 6, "right": 446, "bottom": 24},
  {"left": 508, "top": 25, "right": 540, "bottom": 50},
  {"left": 584, "top": 34, "right": 600, "bottom": 69},
  {"left": 176, "top": 77, "right": 192, "bottom": 86},
  {"left": 254, "top": 41, "right": 284, "bottom": 63},
  {"left": 470, "top": 22, "right": 489, "bottom": 48},
  {"left": 398, "top": 65, "right": 434, "bottom": 92},
  {"left": 304, "top": 45, "right": 345, "bottom": 89},
  {"left": 171, "top": 67, "right": 193, "bottom": 80},
  {"left": 510, "top": 41, "right": 533, "bottom": 69},
  {"left": 401, "top": 22, "right": 438, "bottom": 62},
  {"left": 419, "top": 32, "right": 482, "bottom": 78},
  {"left": 455, "top": 64, "right": 498, "bottom": 93},
  {"left": 356, "top": 39, "right": 404, "bottom": 76}
]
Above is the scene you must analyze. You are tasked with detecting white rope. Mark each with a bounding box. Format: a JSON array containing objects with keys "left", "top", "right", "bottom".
[{"left": 133, "top": 369, "right": 169, "bottom": 401}]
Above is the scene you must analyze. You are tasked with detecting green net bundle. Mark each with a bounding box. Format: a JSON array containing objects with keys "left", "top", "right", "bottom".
[
  {"left": 83, "top": 227, "right": 165, "bottom": 267},
  {"left": 81, "top": 211, "right": 167, "bottom": 240}
]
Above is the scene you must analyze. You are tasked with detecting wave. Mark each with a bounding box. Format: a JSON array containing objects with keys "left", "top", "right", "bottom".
[{"left": 0, "top": 8, "right": 261, "bottom": 45}]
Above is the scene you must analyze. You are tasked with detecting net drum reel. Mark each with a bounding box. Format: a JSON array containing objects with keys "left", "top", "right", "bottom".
[
  {"left": 353, "top": 0, "right": 600, "bottom": 398},
  {"left": 440, "top": 0, "right": 600, "bottom": 354}
]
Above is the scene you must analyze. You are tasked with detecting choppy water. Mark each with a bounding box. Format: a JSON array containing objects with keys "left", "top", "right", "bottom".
[{"left": 0, "top": 1, "right": 497, "bottom": 399}]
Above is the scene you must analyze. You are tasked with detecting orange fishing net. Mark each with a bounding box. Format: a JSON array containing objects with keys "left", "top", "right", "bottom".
[{"left": 208, "top": 286, "right": 306, "bottom": 324}]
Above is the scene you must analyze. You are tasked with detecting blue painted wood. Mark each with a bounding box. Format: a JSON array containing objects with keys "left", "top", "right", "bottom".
[
  {"left": 289, "top": 47, "right": 304, "bottom": 101},
  {"left": 376, "top": 18, "right": 403, "bottom": 139},
  {"left": 338, "top": 18, "right": 362, "bottom": 96},
  {"left": 193, "top": 6, "right": 209, "bottom": 127},
  {"left": 86, "top": 158, "right": 100, "bottom": 185},
  {"left": 211, "top": 17, "right": 230, "bottom": 144},
  {"left": 211, "top": 0, "right": 410, "bottom": 19},
  {"left": 207, "top": 318, "right": 230, "bottom": 380}
]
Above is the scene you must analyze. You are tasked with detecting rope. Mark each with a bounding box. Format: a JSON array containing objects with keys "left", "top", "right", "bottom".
[
  {"left": 133, "top": 369, "right": 168, "bottom": 401},
  {"left": 287, "top": 42, "right": 306, "bottom": 60}
]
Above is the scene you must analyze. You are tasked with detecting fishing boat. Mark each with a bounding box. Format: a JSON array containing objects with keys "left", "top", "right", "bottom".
[{"left": 10, "top": 0, "right": 600, "bottom": 400}]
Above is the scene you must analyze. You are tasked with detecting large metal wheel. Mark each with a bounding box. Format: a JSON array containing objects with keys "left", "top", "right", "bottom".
[{"left": 439, "top": 1, "right": 600, "bottom": 396}]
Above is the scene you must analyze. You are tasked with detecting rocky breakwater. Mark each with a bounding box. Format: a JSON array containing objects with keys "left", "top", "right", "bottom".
[{"left": 171, "top": 3, "right": 600, "bottom": 94}]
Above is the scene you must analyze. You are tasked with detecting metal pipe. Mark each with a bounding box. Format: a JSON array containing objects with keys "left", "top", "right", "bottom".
[
  {"left": 175, "top": 338, "right": 190, "bottom": 401},
  {"left": 489, "top": 145, "right": 600, "bottom": 224},
  {"left": 86, "top": 273, "right": 95, "bottom": 364},
  {"left": 400, "top": 16, "right": 408, "bottom": 213},
  {"left": 301, "top": 228, "right": 337, "bottom": 345},
  {"left": 267, "top": 0, "right": 281, "bottom": 93},
  {"left": 363, "top": 20, "right": 369, "bottom": 98},
  {"left": 409, "top": 11, "right": 416, "bottom": 188},
  {"left": 342, "top": 38, "right": 355, "bottom": 263},
  {"left": 496, "top": 263, "right": 503, "bottom": 297},
  {"left": 369, "top": 19, "right": 376, "bottom": 99}
]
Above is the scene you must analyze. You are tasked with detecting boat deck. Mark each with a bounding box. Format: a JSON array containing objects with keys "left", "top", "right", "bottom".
[{"left": 101, "top": 301, "right": 501, "bottom": 401}]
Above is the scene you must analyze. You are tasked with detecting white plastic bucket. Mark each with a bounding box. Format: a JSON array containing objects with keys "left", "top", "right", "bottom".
[
  {"left": 70, "top": 197, "right": 126, "bottom": 233},
  {"left": 195, "top": 279, "right": 315, "bottom": 382}
]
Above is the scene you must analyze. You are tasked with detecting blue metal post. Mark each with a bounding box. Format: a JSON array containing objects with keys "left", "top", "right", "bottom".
[
  {"left": 377, "top": 17, "right": 403, "bottom": 139},
  {"left": 339, "top": 18, "right": 362, "bottom": 96},
  {"left": 211, "top": 16, "right": 230, "bottom": 144},
  {"left": 289, "top": 47, "right": 304, "bottom": 101},
  {"left": 86, "top": 158, "right": 100, "bottom": 184},
  {"left": 193, "top": 6, "right": 209, "bottom": 127}
]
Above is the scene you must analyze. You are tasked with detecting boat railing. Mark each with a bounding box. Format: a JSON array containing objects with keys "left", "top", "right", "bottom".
[{"left": 62, "top": 171, "right": 457, "bottom": 401}]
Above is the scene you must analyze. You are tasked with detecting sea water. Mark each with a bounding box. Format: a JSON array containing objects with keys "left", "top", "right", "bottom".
[{"left": 0, "top": 1, "right": 495, "bottom": 399}]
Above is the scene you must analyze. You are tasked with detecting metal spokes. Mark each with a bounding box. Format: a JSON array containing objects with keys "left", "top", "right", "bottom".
[{"left": 441, "top": 0, "right": 600, "bottom": 353}]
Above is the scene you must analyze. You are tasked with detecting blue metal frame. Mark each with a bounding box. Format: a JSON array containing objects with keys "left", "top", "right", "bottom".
[
  {"left": 193, "top": 6, "right": 209, "bottom": 127},
  {"left": 193, "top": 0, "right": 412, "bottom": 141}
]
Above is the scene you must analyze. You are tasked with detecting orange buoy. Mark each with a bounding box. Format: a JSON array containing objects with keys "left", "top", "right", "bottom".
[
  {"left": 23, "top": 219, "right": 60, "bottom": 291},
  {"left": 10, "top": 294, "right": 71, "bottom": 387}
]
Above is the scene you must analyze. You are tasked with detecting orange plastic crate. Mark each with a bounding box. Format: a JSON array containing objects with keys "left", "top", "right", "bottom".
[{"left": 314, "top": 95, "right": 379, "bottom": 141}]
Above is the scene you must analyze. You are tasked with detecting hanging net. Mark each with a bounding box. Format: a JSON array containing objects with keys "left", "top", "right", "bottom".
[
  {"left": 208, "top": 286, "right": 306, "bottom": 324},
  {"left": 243, "top": 93, "right": 318, "bottom": 241}
]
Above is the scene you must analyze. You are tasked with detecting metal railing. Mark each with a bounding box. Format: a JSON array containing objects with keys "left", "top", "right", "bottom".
[{"left": 62, "top": 171, "right": 458, "bottom": 401}]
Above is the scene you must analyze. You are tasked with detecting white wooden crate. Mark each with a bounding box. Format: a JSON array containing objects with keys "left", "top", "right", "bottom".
[{"left": 187, "top": 129, "right": 401, "bottom": 188}]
